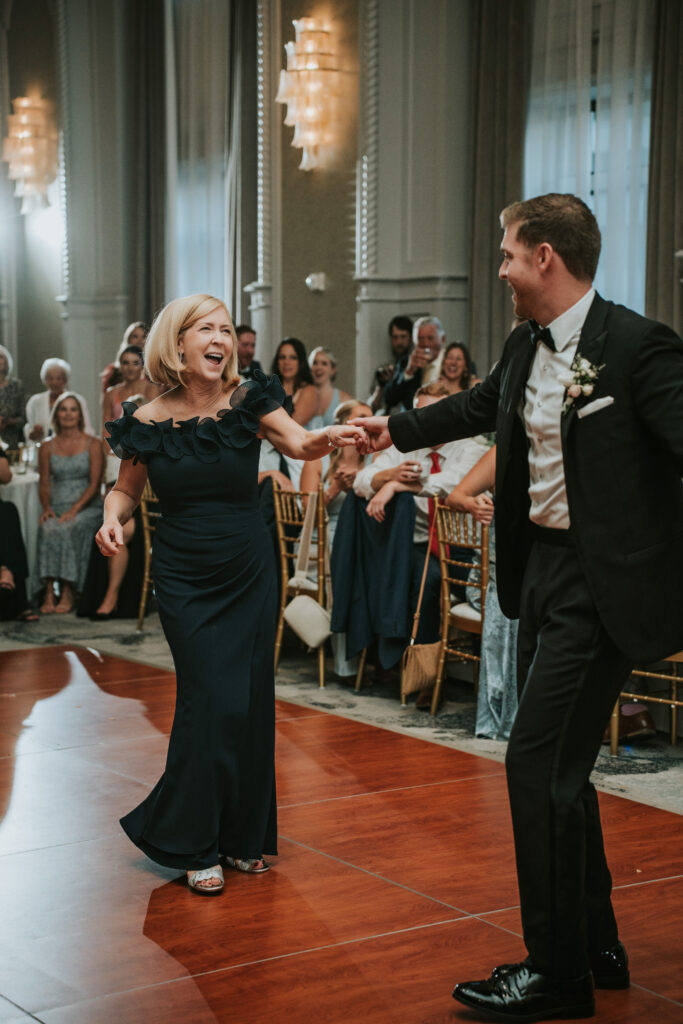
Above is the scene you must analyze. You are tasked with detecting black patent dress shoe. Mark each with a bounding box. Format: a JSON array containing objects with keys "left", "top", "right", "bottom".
[
  {"left": 452, "top": 962, "right": 594, "bottom": 1022},
  {"left": 590, "top": 941, "right": 630, "bottom": 989}
]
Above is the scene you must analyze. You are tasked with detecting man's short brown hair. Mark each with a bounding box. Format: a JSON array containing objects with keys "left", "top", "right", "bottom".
[{"left": 500, "top": 193, "right": 601, "bottom": 282}]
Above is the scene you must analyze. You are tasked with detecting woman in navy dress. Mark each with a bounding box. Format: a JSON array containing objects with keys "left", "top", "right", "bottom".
[{"left": 97, "top": 294, "right": 365, "bottom": 894}]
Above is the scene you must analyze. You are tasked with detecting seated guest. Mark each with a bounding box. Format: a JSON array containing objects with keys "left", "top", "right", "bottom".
[
  {"left": 383, "top": 315, "right": 447, "bottom": 411},
  {"left": 259, "top": 439, "right": 303, "bottom": 492},
  {"left": 75, "top": 387, "right": 152, "bottom": 620},
  {"left": 368, "top": 315, "right": 414, "bottom": 413},
  {"left": 270, "top": 338, "right": 317, "bottom": 426},
  {"left": 305, "top": 347, "right": 352, "bottom": 430},
  {"left": 350, "top": 381, "right": 487, "bottom": 699},
  {"left": 236, "top": 324, "right": 262, "bottom": 380},
  {"left": 447, "top": 444, "right": 519, "bottom": 739},
  {"left": 101, "top": 346, "right": 161, "bottom": 486},
  {"left": 439, "top": 341, "right": 481, "bottom": 394},
  {"left": 0, "top": 448, "right": 38, "bottom": 621},
  {"left": 330, "top": 490, "right": 417, "bottom": 671},
  {"left": 301, "top": 399, "right": 372, "bottom": 545},
  {"left": 102, "top": 346, "right": 160, "bottom": 425},
  {"left": 36, "top": 393, "right": 103, "bottom": 614},
  {"left": 301, "top": 400, "right": 372, "bottom": 677},
  {"left": 0, "top": 345, "right": 26, "bottom": 448},
  {"left": 100, "top": 322, "right": 150, "bottom": 392},
  {"left": 25, "top": 358, "right": 94, "bottom": 441},
  {"left": 77, "top": 506, "right": 146, "bottom": 620}
]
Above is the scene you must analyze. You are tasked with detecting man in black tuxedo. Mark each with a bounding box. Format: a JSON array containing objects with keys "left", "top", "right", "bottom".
[{"left": 355, "top": 194, "right": 683, "bottom": 1022}]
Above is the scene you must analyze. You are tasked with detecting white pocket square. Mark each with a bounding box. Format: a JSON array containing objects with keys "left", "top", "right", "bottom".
[{"left": 577, "top": 395, "right": 614, "bottom": 419}]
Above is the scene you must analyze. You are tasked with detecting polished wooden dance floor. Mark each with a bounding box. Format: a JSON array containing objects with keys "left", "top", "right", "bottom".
[{"left": 0, "top": 645, "right": 681, "bottom": 1023}]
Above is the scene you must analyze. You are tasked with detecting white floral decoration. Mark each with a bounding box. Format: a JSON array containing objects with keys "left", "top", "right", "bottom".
[{"left": 558, "top": 356, "right": 605, "bottom": 414}]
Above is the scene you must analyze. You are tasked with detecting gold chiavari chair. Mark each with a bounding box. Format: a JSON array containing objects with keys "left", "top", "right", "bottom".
[
  {"left": 272, "top": 481, "right": 328, "bottom": 687},
  {"left": 429, "top": 504, "right": 490, "bottom": 716},
  {"left": 609, "top": 652, "right": 683, "bottom": 754},
  {"left": 136, "top": 481, "right": 162, "bottom": 632}
]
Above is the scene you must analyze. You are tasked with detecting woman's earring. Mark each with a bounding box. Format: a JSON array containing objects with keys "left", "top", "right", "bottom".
[{"left": 178, "top": 350, "right": 185, "bottom": 363}]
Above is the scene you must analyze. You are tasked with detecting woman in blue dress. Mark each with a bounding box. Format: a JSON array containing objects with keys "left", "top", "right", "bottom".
[
  {"left": 97, "top": 294, "right": 365, "bottom": 895},
  {"left": 305, "top": 346, "right": 351, "bottom": 430}
]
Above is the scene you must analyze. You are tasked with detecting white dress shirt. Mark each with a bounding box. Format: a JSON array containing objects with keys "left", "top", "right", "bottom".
[
  {"left": 524, "top": 288, "right": 595, "bottom": 529},
  {"left": 258, "top": 439, "right": 303, "bottom": 490},
  {"left": 354, "top": 436, "right": 488, "bottom": 543}
]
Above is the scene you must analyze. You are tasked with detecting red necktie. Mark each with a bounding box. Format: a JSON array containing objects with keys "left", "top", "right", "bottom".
[{"left": 427, "top": 450, "right": 441, "bottom": 557}]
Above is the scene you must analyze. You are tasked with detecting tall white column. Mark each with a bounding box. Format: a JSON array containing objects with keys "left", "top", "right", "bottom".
[
  {"left": 244, "top": 0, "right": 282, "bottom": 370},
  {"left": 56, "top": 0, "right": 128, "bottom": 422},
  {"left": 355, "top": 0, "right": 473, "bottom": 396}
]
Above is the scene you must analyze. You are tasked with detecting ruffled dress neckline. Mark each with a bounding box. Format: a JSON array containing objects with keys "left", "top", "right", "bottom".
[{"left": 105, "top": 369, "right": 287, "bottom": 464}]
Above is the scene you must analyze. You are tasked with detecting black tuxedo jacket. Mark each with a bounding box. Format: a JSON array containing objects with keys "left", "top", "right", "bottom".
[
  {"left": 389, "top": 294, "right": 683, "bottom": 664},
  {"left": 383, "top": 353, "right": 420, "bottom": 410}
]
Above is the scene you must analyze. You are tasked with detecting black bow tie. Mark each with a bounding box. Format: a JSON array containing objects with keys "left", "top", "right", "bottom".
[{"left": 529, "top": 320, "right": 556, "bottom": 352}]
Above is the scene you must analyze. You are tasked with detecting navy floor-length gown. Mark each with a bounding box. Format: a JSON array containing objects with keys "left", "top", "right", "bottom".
[{"left": 106, "top": 372, "right": 283, "bottom": 870}]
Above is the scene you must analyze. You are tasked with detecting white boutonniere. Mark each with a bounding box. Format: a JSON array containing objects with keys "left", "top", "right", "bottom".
[{"left": 557, "top": 356, "right": 605, "bottom": 414}]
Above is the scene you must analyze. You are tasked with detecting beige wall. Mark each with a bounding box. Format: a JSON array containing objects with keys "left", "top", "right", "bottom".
[{"left": 278, "top": 0, "right": 359, "bottom": 396}]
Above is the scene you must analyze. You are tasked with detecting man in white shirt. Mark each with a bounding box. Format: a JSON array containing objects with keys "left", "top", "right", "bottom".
[
  {"left": 354, "top": 193, "right": 683, "bottom": 1021},
  {"left": 355, "top": 383, "right": 486, "bottom": 538},
  {"left": 354, "top": 381, "right": 487, "bottom": 702}
]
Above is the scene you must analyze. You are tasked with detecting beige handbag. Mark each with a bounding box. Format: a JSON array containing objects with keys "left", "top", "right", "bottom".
[
  {"left": 283, "top": 491, "right": 332, "bottom": 649},
  {"left": 401, "top": 521, "right": 441, "bottom": 695}
]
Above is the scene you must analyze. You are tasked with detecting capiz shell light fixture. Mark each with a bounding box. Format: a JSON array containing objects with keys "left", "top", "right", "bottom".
[
  {"left": 274, "top": 17, "right": 340, "bottom": 171},
  {"left": 2, "top": 96, "right": 59, "bottom": 214}
]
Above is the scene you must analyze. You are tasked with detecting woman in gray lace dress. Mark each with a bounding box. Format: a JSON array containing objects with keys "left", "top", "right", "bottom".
[
  {"left": 0, "top": 345, "right": 26, "bottom": 448},
  {"left": 37, "top": 393, "right": 103, "bottom": 614}
]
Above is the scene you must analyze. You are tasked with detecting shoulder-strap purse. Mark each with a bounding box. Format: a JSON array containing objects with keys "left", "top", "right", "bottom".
[{"left": 401, "top": 519, "right": 441, "bottom": 695}]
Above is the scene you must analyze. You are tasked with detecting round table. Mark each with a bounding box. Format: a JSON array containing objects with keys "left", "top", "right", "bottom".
[{"left": 0, "top": 469, "right": 41, "bottom": 598}]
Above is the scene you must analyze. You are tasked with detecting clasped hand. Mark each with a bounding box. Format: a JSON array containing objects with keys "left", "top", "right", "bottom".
[
  {"left": 326, "top": 424, "right": 369, "bottom": 449},
  {"left": 347, "top": 415, "right": 392, "bottom": 454}
]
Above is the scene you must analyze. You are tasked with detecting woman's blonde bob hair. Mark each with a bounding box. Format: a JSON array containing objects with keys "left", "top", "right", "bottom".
[
  {"left": 144, "top": 294, "right": 240, "bottom": 389},
  {"left": 49, "top": 391, "right": 86, "bottom": 434}
]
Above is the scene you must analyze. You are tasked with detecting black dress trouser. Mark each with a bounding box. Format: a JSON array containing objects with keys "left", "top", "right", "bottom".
[{"left": 507, "top": 531, "right": 632, "bottom": 980}]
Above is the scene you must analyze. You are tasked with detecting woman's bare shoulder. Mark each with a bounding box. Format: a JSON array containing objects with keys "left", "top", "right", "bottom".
[
  {"left": 132, "top": 391, "right": 179, "bottom": 423},
  {"left": 294, "top": 382, "right": 316, "bottom": 401}
]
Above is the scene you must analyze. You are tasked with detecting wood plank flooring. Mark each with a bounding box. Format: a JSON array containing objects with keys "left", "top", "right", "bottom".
[{"left": 0, "top": 645, "right": 681, "bottom": 1023}]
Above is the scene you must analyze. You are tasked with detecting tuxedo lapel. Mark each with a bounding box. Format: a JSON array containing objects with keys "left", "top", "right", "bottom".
[
  {"left": 561, "top": 293, "right": 610, "bottom": 440},
  {"left": 499, "top": 328, "right": 536, "bottom": 414},
  {"left": 575, "top": 293, "right": 610, "bottom": 367},
  {"left": 494, "top": 328, "right": 535, "bottom": 485}
]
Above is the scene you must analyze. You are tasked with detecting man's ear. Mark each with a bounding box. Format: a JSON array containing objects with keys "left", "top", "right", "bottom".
[{"left": 536, "top": 242, "right": 554, "bottom": 272}]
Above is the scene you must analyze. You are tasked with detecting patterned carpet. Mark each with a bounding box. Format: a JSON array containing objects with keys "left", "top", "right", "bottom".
[{"left": 1, "top": 610, "right": 681, "bottom": 814}]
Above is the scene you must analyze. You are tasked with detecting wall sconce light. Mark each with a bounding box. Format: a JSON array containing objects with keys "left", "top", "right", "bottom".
[
  {"left": 274, "top": 17, "right": 340, "bottom": 171},
  {"left": 2, "top": 96, "right": 59, "bottom": 214}
]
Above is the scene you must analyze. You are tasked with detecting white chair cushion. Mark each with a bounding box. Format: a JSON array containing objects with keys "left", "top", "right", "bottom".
[{"left": 449, "top": 601, "right": 482, "bottom": 625}]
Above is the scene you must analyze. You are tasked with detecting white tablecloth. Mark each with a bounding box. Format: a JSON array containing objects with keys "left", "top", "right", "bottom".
[{"left": 0, "top": 470, "right": 41, "bottom": 597}]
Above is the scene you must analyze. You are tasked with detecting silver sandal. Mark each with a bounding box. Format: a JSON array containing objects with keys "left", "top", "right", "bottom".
[
  {"left": 224, "top": 856, "right": 270, "bottom": 874},
  {"left": 186, "top": 864, "right": 224, "bottom": 894}
]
